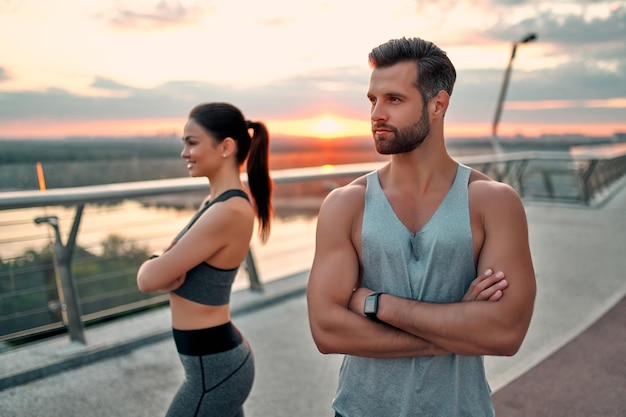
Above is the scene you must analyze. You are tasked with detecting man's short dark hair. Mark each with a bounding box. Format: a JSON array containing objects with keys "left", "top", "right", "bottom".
[{"left": 369, "top": 37, "right": 457, "bottom": 104}]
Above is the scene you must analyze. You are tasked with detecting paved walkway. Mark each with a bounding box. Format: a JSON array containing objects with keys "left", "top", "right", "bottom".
[
  {"left": 1, "top": 181, "right": 625, "bottom": 416},
  {"left": 492, "top": 295, "right": 625, "bottom": 416}
]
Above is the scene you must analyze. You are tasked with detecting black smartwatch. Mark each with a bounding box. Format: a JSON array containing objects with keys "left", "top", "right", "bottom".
[{"left": 364, "top": 292, "right": 385, "bottom": 322}]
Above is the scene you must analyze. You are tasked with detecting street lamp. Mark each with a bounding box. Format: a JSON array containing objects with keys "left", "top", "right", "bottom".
[{"left": 491, "top": 33, "right": 537, "bottom": 154}]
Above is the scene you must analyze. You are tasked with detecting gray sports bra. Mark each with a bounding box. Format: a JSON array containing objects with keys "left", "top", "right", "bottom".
[{"left": 171, "top": 189, "right": 250, "bottom": 306}]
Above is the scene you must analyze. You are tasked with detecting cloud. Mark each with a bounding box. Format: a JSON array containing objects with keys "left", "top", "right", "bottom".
[
  {"left": 539, "top": 58, "right": 624, "bottom": 99},
  {"left": 104, "top": 0, "right": 212, "bottom": 29},
  {"left": 458, "top": 58, "right": 625, "bottom": 103},
  {"left": 480, "top": 1, "right": 626, "bottom": 107},
  {"left": 91, "top": 77, "right": 134, "bottom": 91},
  {"left": 0, "top": 67, "right": 369, "bottom": 124},
  {"left": 1, "top": 50, "right": 622, "bottom": 133},
  {"left": 489, "top": 5, "right": 626, "bottom": 44},
  {"left": 489, "top": 0, "right": 616, "bottom": 6},
  {"left": 0, "top": 67, "right": 9, "bottom": 83},
  {"left": 0, "top": 0, "right": 17, "bottom": 12},
  {"left": 505, "top": 98, "right": 626, "bottom": 110},
  {"left": 0, "top": 83, "right": 206, "bottom": 122},
  {"left": 254, "top": 17, "right": 295, "bottom": 27},
  {"left": 446, "top": 52, "right": 626, "bottom": 129}
]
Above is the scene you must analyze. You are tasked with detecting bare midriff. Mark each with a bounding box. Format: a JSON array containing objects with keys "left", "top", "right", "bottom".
[{"left": 169, "top": 292, "right": 231, "bottom": 330}]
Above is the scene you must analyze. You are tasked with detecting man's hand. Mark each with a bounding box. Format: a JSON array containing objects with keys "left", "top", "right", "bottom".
[{"left": 462, "top": 269, "right": 508, "bottom": 302}]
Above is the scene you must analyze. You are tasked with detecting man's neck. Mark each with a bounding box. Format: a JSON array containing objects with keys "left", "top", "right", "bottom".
[{"left": 385, "top": 140, "right": 456, "bottom": 194}]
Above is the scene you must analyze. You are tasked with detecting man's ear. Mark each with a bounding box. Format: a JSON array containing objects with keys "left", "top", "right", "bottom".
[{"left": 430, "top": 90, "right": 450, "bottom": 119}]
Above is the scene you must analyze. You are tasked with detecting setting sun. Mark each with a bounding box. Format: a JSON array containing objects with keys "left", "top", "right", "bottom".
[
  {"left": 313, "top": 117, "right": 342, "bottom": 136},
  {"left": 268, "top": 115, "right": 369, "bottom": 139}
]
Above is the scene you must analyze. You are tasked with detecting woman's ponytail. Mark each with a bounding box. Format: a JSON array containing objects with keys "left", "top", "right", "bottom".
[{"left": 246, "top": 120, "right": 273, "bottom": 243}]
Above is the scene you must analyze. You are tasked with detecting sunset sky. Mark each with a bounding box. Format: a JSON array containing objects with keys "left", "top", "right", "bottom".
[{"left": 0, "top": 0, "right": 624, "bottom": 139}]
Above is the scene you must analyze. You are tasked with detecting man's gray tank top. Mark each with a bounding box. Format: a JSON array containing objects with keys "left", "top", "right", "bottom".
[{"left": 333, "top": 164, "right": 495, "bottom": 417}]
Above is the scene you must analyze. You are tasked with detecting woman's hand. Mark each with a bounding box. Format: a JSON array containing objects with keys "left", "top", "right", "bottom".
[
  {"left": 158, "top": 274, "right": 186, "bottom": 293},
  {"left": 151, "top": 240, "right": 187, "bottom": 292}
]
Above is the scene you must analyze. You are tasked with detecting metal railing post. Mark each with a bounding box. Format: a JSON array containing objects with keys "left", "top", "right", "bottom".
[
  {"left": 34, "top": 204, "right": 86, "bottom": 344},
  {"left": 244, "top": 249, "right": 263, "bottom": 292},
  {"left": 578, "top": 160, "right": 599, "bottom": 204},
  {"left": 541, "top": 171, "right": 555, "bottom": 198},
  {"left": 515, "top": 159, "right": 531, "bottom": 198}
]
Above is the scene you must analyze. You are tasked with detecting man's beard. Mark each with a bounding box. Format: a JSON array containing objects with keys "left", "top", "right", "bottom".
[{"left": 373, "top": 106, "right": 430, "bottom": 155}]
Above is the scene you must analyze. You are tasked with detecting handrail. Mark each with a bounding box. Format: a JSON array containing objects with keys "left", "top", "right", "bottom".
[
  {"left": 0, "top": 162, "right": 387, "bottom": 345},
  {"left": 3, "top": 149, "right": 626, "bottom": 210},
  {"left": 0, "top": 162, "right": 384, "bottom": 210},
  {"left": 1, "top": 148, "right": 625, "bottom": 345}
]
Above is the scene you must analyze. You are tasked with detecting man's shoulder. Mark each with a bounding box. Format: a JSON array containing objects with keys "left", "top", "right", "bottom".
[
  {"left": 318, "top": 173, "right": 370, "bottom": 217},
  {"left": 326, "top": 173, "right": 369, "bottom": 201},
  {"left": 467, "top": 168, "right": 525, "bottom": 219},
  {"left": 468, "top": 169, "right": 519, "bottom": 198}
]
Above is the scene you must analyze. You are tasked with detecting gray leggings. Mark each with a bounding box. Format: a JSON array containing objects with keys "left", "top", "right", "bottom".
[{"left": 166, "top": 324, "right": 255, "bottom": 417}]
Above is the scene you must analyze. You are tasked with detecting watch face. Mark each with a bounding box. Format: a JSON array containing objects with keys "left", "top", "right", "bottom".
[{"left": 364, "top": 296, "right": 376, "bottom": 312}]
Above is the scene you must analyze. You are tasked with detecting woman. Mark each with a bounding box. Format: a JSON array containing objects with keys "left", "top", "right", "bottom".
[{"left": 137, "top": 102, "right": 272, "bottom": 417}]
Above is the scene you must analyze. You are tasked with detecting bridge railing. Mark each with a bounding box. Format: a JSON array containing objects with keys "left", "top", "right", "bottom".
[{"left": 1, "top": 148, "right": 625, "bottom": 347}]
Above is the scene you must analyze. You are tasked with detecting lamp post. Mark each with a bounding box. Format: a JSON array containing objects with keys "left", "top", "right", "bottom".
[{"left": 491, "top": 33, "right": 537, "bottom": 154}]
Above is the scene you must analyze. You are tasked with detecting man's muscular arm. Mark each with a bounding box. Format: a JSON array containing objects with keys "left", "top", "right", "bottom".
[
  {"left": 307, "top": 183, "right": 448, "bottom": 358},
  {"left": 351, "top": 182, "right": 536, "bottom": 356}
]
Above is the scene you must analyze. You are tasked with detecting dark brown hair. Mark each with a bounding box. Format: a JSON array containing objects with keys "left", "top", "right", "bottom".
[
  {"left": 189, "top": 102, "right": 273, "bottom": 242},
  {"left": 368, "top": 37, "right": 457, "bottom": 104}
]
